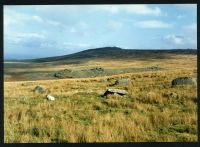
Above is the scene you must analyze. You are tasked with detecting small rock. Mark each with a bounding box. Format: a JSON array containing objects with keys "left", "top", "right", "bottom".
[
  {"left": 63, "top": 69, "right": 72, "bottom": 72},
  {"left": 34, "top": 85, "right": 46, "bottom": 94},
  {"left": 47, "top": 95, "right": 55, "bottom": 101},
  {"left": 170, "top": 92, "right": 178, "bottom": 98},
  {"left": 146, "top": 66, "right": 161, "bottom": 70},
  {"left": 90, "top": 67, "right": 104, "bottom": 72}
]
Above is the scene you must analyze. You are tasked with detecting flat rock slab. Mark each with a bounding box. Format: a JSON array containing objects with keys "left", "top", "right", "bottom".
[
  {"left": 172, "top": 77, "right": 196, "bottom": 86},
  {"left": 104, "top": 88, "right": 128, "bottom": 96}
]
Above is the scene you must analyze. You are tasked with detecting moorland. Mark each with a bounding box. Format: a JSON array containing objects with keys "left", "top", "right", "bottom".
[{"left": 4, "top": 47, "right": 197, "bottom": 142}]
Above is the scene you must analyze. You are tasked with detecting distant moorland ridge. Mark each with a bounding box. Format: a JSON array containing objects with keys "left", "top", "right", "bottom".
[{"left": 7, "top": 47, "right": 197, "bottom": 62}]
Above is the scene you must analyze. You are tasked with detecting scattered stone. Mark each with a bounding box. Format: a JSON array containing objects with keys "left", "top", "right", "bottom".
[
  {"left": 54, "top": 72, "right": 65, "bottom": 78},
  {"left": 34, "top": 85, "right": 46, "bottom": 94},
  {"left": 146, "top": 66, "right": 161, "bottom": 70},
  {"left": 171, "top": 77, "right": 196, "bottom": 86},
  {"left": 104, "top": 88, "right": 128, "bottom": 96},
  {"left": 114, "top": 78, "right": 130, "bottom": 85},
  {"left": 90, "top": 67, "right": 104, "bottom": 72},
  {"left": 170, "top": 92, "right": 178, "bottom": 98},
  {"left": 47, "top": 95, "right": 55, "bottom": 101},
  {"left": 63, "top": 69, "right": 72, "bottom": 72}
]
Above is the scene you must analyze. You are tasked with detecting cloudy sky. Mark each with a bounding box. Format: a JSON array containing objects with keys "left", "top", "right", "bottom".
[{"left": 4, "top": 4, "right": 197, "bottom": 59}]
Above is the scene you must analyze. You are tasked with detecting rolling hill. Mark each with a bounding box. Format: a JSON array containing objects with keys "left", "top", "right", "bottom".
[{"left": 22, "top": 47, "right": 197, "bottom": 63}]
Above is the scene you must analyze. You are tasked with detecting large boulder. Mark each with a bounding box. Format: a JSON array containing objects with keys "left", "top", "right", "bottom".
[
  {"left": 171, "top": 77, "right": 196, "bottom": 86},
  {"left": 104, "top": 88, "right": 128, "bottom": 96},
  {"left": 34, "top": 85, "right": 46, "bottom": 94}
]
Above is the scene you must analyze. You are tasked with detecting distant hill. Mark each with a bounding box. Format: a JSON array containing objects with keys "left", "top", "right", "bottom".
[{"left": 12, "top": 47, "right": 197, "bottom": 63}]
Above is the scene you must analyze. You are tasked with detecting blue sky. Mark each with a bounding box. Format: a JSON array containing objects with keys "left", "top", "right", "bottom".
[{"left": 4, "top": 4, "right": 197, "bottom": 59}]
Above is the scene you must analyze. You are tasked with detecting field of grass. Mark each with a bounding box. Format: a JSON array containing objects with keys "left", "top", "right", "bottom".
[{"left": 4, "top": 53, "right": 197, "bottom": 143}]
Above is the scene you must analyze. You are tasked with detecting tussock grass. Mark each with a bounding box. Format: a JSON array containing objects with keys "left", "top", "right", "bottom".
[{"left": 4, "top": 55, "right": 197, "bottom": 142}]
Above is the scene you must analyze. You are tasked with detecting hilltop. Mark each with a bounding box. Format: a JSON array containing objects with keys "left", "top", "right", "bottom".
[{"left": 21, "top": 47, "right": 197, "bottom": 63}]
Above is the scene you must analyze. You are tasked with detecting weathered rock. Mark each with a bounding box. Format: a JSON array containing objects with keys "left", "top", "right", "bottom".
[
  {"left": 146, "top": 66, "right": 161, "bottom": 70},
  {"left": 115, "top": 78, "right": 130, "bottom": 85},
  {"left": 63, "top": 69, "right": 72, "bottom": 72},
  {"left": 104, "top": 88, "right": 128, "bottom": 96},
  {"left": 34, "top": 85, "right": 46, "bottom": 93},
  {"left": 47, "top": 95, "right": 55, "bottom": 101},
  {"left": 54, "top": 72, "right": 65, "bottom": 78},
  {"left": 90, "top": 67, "right": 104, "bottom": 72},
  {"left": 170, "top": 92, "right": 178, "bottom": 98},
  {"left": 171, "top": 77, "right": 196, "bottom": 86}
]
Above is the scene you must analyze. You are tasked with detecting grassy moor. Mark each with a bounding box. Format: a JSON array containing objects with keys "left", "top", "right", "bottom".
[{"left": 4, "top": 47, "right": 197, "bottom": 142}]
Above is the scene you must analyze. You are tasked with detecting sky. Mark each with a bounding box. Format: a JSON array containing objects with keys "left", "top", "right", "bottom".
[{"left": 4, "top": 4, "right": 197, "bottom": 59}]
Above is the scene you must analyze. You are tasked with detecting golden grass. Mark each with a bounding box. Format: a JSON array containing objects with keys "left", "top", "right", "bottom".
[{"left": 4, "top": 55, "right": 197, "bottom": 143}]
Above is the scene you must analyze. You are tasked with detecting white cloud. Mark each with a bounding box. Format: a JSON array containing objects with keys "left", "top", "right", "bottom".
[
  {"left": 4, "top": 9, "right": 63, "bottom": 29},
  {"left": 181, "top": 23, "right": 197, "bottom": 48},
  {"left": 6, "top": 32, "right": 46, "bottom": 48},
  {"left": 176, "top": 4, "right": 196, "bottom": 9},
  {"left": 95, "top": 5, "right": 163, "bottom": 16},
  {"left": 34, "top": 5, "right": 164, "bottom": 16},
  {"left": 69, "top": 27, "right": 76, "bottom": 33},
  {"left": 32, "top": 15, "right": 44, "bottom": 23},
  {"left": 183, "top": 23, "right": 197, "bottom": 34},
  {"left": 4, "top": 10, "right": 44, "bottom": 26},
  {"left": 177, "top": 15, "right": 185, "bottom": 19},
  {"left": 123, "top": 5, "right": 162, "bottom": 16},
  {"left": 164, "top": 35, "right": 184, "bottom": 45},
  {"left": 163, "top": 34, "right": 196, "bottom": 48},
  {"left": 134, "top": 20, "right": 173, "bottom": 29},
  {"left": 6, "top": 31, "right": 92, "bottom": 52},
  {"left": 61, "top": 42, "right": 92, "bottom": 49},
  {"left": 79, "top": 21, "right": 88, "bottom": 28},
  {"left": 98, "top": 5, "right": 120, "bottom": 14},
  {"left": 107, "top": 20, "right": 123, "bottom": 31},
  {"left": 46, "top": 20, "right": 61, "bottom": 26}
]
